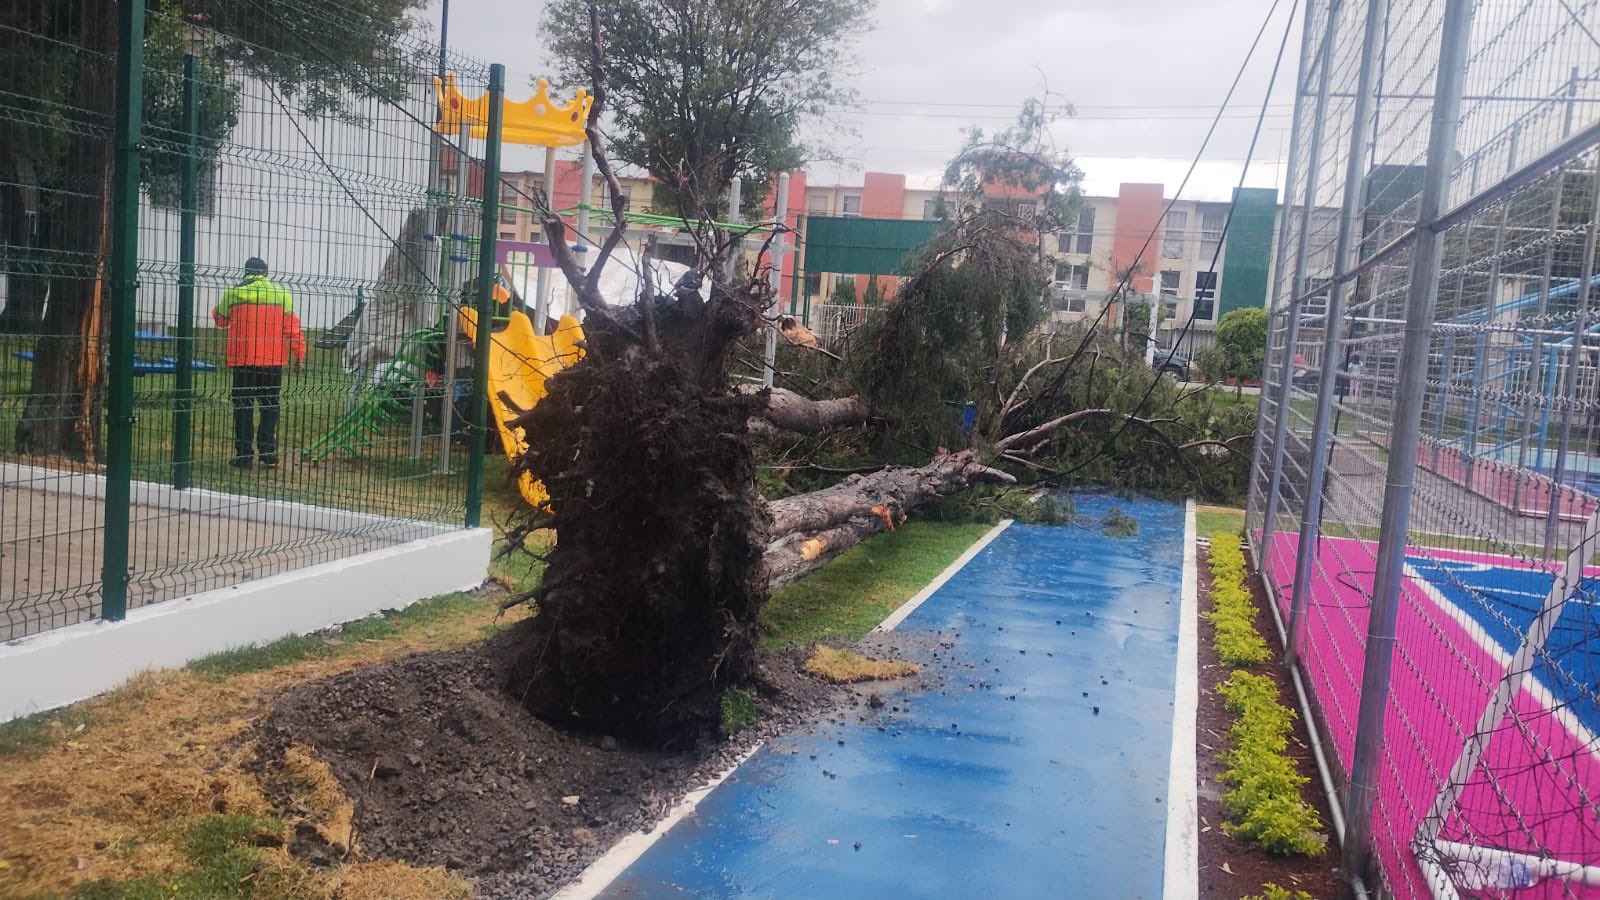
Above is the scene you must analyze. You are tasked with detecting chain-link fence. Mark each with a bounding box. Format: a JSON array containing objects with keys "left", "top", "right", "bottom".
[
  {"left": 1, "top": 1, "right": 505, "bottom": 641},
  {"left": 1248, "top": 0, "right": 1600, "bottom": 895}
]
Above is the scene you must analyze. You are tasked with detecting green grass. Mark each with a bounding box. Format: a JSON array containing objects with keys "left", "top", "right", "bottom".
[
  {"left": 762, "top": 519, "right": 992, "bottom": 648},
  {"left": 1197, "top": 504, "right": 1246, "bottom": 537},
  {"left": 0, "top": 704, "right": 96, "bottom": 757},
  {"left": 72, "top": 814, "right": 298, "bottom": 899},
  {"left": 1, "top": 328, "right": 498, "bottom": 524},
  {"left": 719, "top": 687, "right": 759, "bottom": 735}
]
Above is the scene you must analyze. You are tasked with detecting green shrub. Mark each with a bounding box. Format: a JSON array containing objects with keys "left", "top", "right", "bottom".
[
  {"left": 1217, "top": 672, "right": 1327, "bottom": 856},
  {"left": 1205, "top": 533, "right": 1270, "bottom": 667}
]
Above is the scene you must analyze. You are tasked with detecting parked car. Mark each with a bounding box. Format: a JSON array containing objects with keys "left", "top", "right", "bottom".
[{"left": 1152, "top": 349, "right": 1191, "bottom": 381}]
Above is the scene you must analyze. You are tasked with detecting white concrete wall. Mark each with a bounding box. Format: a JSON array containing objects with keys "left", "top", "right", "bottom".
[{"left": 0, "top": 527, "right": 491, "bottom": 722}]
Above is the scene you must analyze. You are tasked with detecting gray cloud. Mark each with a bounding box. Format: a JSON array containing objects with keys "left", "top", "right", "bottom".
[{"left": 427, "top": 0, "right": 1301, "bottom": 200}]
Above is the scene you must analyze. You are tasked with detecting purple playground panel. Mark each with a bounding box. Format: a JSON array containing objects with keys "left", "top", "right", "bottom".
[{"left": 1256, "top": 532, "right": 1600, "bottom": 898}]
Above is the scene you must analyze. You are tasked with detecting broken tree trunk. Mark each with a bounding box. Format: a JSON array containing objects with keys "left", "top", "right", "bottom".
[
  {"left": 747, "top": 387, "right": 870, "bottom": 435},
  {"left": 763, "top": 449, "right": 1015, "bottom": 589}
]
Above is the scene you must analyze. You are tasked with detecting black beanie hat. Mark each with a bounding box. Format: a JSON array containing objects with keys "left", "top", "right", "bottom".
[{"left": 244, "top": 257, "right": 268, "bottom": 276}]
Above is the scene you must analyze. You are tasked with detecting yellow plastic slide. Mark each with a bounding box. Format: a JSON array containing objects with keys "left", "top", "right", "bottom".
[{"left": 458, "top": 306, "right": 585, "bottom": 508}]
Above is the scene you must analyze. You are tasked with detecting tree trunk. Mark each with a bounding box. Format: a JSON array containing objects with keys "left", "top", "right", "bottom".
[
  {"left": 12, "top": 0, "right": 116, "bottom": 459},
  {"left": 0, "top": 177, "right": 51, "bottom": 335},
  {"left": 503, "top": 291, "right": 770, "bottom": 746},
  {"left": 748, "top": 387, "right": 869, "bottom": 435},
  {"left": 764, "top": 449, "right": 1015, "bottom": 589}
]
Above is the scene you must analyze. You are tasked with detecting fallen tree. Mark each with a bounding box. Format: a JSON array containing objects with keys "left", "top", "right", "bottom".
[{"left": 498, "top": 3, "right": 1249, "bottom": 746}]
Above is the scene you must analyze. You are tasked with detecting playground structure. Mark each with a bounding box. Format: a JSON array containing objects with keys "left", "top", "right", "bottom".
[{"left": 1249, "top": 0, "right": 1600, "bottom": 896}]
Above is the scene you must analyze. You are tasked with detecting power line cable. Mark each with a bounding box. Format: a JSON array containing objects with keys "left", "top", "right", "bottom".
[{"left": 1035, "top": 0, "right": 1301, "bottom": 481}]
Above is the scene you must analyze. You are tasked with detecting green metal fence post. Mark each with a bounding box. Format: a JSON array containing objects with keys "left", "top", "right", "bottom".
[
  {"left": 102, "top": 0, "right": 147, "bottom": 620},
  {"left": 172, "top": 53, "right": 198, "bottom": 490},
  {"left": 464, "top": 63, "right": 505, "bottom": 529}
]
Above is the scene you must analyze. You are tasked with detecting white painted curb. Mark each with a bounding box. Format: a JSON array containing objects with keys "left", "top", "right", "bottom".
[
  {"left": 874, "top": 518, "right": 1014, "bottom": 633},
  {"left": 1163, "top": 499, "right": 1201, "bottom": 899},
  {"left": 0, "top": 528, "right": 491, "bottom": 722},
  {"left": 554, "top": 519, "right": 1013, "bottom": 899}
]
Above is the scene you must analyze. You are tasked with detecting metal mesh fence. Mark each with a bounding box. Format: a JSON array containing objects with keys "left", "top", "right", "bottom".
[
  {"left": 1248, "top": 0, "right": 1600, "bottom": 895},
  {"left": 1, "top": 1, "right": 497, "bottom": 640}
]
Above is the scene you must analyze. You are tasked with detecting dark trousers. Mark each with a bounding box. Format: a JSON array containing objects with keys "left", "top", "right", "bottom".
[{"left": 231, "top": 365, "right": 283, "bottom": 464}]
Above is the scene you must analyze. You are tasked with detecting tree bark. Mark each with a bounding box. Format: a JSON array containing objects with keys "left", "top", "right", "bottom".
[
  {"left": 763, "top": 449, "right": 1015, "bottom": 589},
  {"left": 747, "top": 387, "right": 870, "bottom": 435},
  {"left": 0, "top": 175, "right": 51, "bottom": 335},
  {"left": 12, "top": 0, "right": 115, "bottom": 459}
]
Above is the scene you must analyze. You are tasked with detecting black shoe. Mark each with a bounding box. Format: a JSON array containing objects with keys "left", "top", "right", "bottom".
[
  {"left": 229, "top": 457, "right": 252, "bottom": 470},
  {"left": 260, "top": 457, "right": 278, "bottom": 470}
]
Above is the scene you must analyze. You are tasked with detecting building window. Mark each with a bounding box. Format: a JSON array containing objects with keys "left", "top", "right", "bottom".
[
  {"left": 1074, "top": 206, "right": 1095, "bottom": 254},
  {"left": 1160, "top": 270, "right": 1181, "bottom": 297},
  {"left": 1015, "top": 201, "right": 1037, "bottom": 219},
  {"left": 499, "top": 231, "right": 516, "bottom": 241},
  {"left": 440, "top": 173, "right": 458, "bottom": 196},
  {"left": 804, "top": 272, "right": 822, "bottom": 297},
  {"left": 841, "top": 195, "right": 862, "bottom": 217},
  {"left": 923, "top": 197, "right": 946, "bottom": 220},
  {"left": 1063, "top": 293, "right": 1087, "bottom": 313},
  {"left": 1055, "top": 261, "right": 1089, "bottom": 290},
  {"left": 1199, "top": 208, "right": 1226, "bottom": 261},
  {"left": 1162, "top": 209, "right": 1187, "bottom": 259},
  {"left": 499, "top": 182, "right": 519, "bottom": 224},
  {"left": 1195, "top": 271, "right": 1218, "bottom": 320},
  {"left": 807, "top": 194, "right": 829, "bottom": 214}
]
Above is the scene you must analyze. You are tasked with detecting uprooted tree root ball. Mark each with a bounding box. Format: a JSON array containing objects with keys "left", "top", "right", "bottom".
[{"left": 505, "top": 291, "right": 771, "bottom": 746}]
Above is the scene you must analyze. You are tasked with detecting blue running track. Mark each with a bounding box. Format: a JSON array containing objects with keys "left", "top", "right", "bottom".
[{"left": 599, "top": 495, "right": 1189, "bottom": 899}]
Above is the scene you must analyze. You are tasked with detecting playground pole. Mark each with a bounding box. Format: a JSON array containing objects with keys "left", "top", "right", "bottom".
[
  {"left": 1542, "top": 166, "right": 1600, "bottom": 558},
  {"left": 437, "top": 120, "right": 470, "bottom": 474},
  {"left": 1260, "top": 0, "right": 1333, "bottom": 555},
  {"left": 1286, "top": 0, "right": 1386, "bottom": 668},
  {"left": 173, "top": 53, "right": 199, "bottom": 491},
  {"left": 101, "top": 0, "right": 145, "bottom": 623},
  {"left": 764, "top": 171, "right": 789, "bottom": 387},
  {"left": 790, "top": 222, "right": 804, "bottom": 318},
  {"left": 534, "top": 144, "right": 556, "bottom": 333},
  {"left": 577, "top": 141, "right": 594, "bottom": 269},
  {"left": 1342, "top": 0, "right": 1472, "bottom": 891},
  {"left": 465, "top": 64, "right": 505, "bottom": 530}
]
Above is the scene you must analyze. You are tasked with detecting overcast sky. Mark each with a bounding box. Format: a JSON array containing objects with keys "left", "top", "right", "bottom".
[{"left": 423, "top": 0, "right": 1302, "bottom": 202}]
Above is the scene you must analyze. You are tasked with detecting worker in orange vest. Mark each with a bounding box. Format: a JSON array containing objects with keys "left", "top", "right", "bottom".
[{"left": 212, "top": 257, "right": 306, "bottom": 470}]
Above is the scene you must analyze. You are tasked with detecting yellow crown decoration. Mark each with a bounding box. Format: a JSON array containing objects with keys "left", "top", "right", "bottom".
[{"left": 434, "top": 74, "right": 592, "bottom": 148}]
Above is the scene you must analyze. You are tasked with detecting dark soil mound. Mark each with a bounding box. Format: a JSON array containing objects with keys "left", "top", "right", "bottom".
[{"left": 257, "top": 625, "right": 923, "bottom": 896}]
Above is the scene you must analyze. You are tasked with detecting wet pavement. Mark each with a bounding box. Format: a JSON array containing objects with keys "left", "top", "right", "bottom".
[{"left": 600, "top": 494, "right": 1188, "bottom": 899}]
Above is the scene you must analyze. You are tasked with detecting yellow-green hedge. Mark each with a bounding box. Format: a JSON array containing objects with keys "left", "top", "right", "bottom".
[
  {"left": 1206, "top": 533, "right": 1270, "bottom": 667},
  {"left": 1205, "top": 531, "right": 1327, "bottom": 858}
]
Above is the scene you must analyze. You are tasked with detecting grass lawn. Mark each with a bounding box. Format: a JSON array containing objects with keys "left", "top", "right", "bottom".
[
  {"left": 1197, "top": 504, "right": 1246, "bottom": 538},
  {"left": 0, "top": 513, "right": 995, "bottom": 898},
  {"left": 763, "top": 519, "right": 994, "bottom": 648}
]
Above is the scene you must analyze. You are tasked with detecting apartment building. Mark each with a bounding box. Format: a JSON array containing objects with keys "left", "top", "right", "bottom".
[
  {"left": 1043, "top": 184, "right": 1280, "bottom": 351},
  {"left": 440, "top": 146, "right": 1280, "bottom": 347}
]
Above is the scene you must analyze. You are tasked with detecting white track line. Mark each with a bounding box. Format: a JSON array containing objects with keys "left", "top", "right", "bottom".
[
  {"left": 554, "top": 518, "right": 1014, "bottom": 899},
  {"left": 873, "top": 518, "right": 1014, "bottom": 633},
  {"left": 1163, "top": 499, "right": 1201, "bottom": 900},
  {"left": 1404, "top": 563, "right": 1600, "bottom": 761}
]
